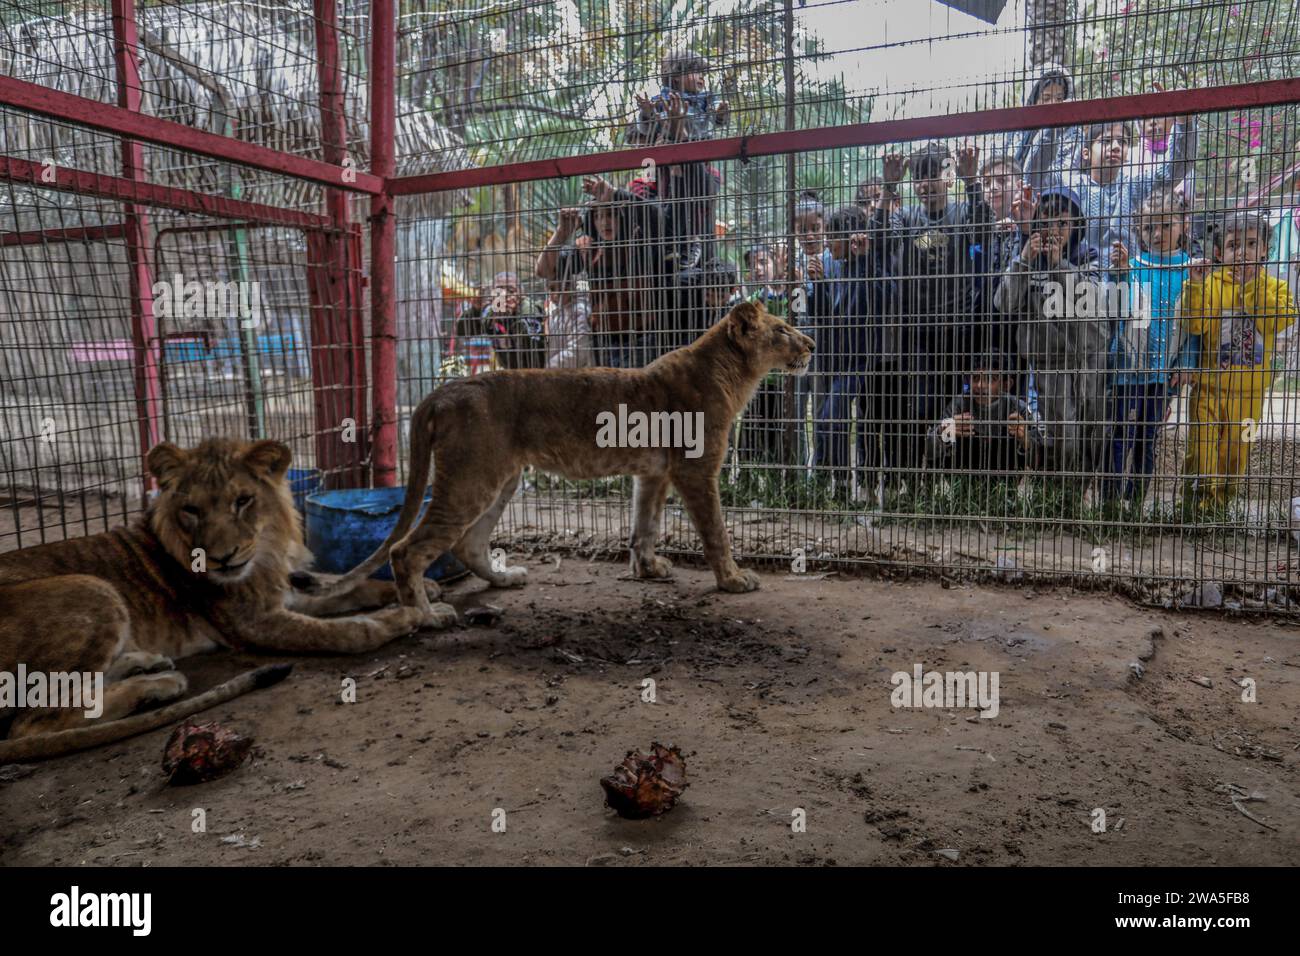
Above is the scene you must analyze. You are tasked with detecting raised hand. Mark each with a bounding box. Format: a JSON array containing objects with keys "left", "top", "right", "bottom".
[
  {"left": 955, "top": 143, "right": 980, "bottom": 180},
  {"left": 1021, "top": 232, "right": 1044, "bottom": 262},
  {"left": 1045, "top": 233, "right": 1066, "bottom": 263},
  {"left": 1109, "top": 240, "right": 1130, "bottom": 273},
  {"left": 1188, "top": 257, "right": 1212, "bottom": 282},
  {"left": 882, "top": 152, "right": 907, "bottom": 186},
  {"left": 665, "top": 91, "right": 687, "bottom": 120},
  {"left": 1007, "top": 411, "right": 1028, "bottom": 445},
  {"left": 582, "top": 175, "right": 616, "bottom": 201},
  {"left": 557, "top": 207, "right": 582, "bottom": 238},
  {"left": 1010, "top": 188, "right": 1034, "bottom": 232}
]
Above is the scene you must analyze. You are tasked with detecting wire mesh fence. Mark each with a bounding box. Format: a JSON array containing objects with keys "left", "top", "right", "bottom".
[
  {"left": 390, "top": 0, "right": 1300, "bottom": 612},
  {"left": 2, "top": 0, "right": 1299, "bottom": 613},
  {"left": 0, "top": 0, "right": 369, "bottom": 548}
]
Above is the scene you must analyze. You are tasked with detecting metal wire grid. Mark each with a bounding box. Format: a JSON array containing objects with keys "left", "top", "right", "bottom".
[
  {"left": 0, "top": 1, "right": 370, "bottom": 159},
  {"left": 390, "top": 0, "right": 1300, "bottom": 168},
  {"left": 394, "top": 108, "right": 1300, "bottom": 609},
  {"left": 0, "top": 193, "right": 330, "bottom": 551},
  {"left": 1, "top": 0, "right": 1298, "bottom": 611},
  {"left": 0, "top": 0, "right": 367, "bottom": 551}
]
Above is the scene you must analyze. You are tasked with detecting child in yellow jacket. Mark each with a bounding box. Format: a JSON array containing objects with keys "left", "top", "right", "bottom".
[{"left": 1179, "top": 212, "right": 1296, "bottom": 507}]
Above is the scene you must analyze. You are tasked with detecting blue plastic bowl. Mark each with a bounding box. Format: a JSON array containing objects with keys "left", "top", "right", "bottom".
[{"left": 304, "top": 487, "right": 469, "bottom": 582}]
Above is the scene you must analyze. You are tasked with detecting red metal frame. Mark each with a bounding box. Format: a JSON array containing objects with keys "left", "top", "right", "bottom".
[
  {"left": 2, "top": 4, "right": 1299, "bottom": 499},
  {"left": 312, "top": 0, "right": 368, "bottom": 490},
  {"left": 112, "top": 0, "right": 162, "bottom": 495},
  {"left": 0, "top": 155, "right": 330, "bottom": 230},
  {"left": 0, "top": 74, "right": 381, "bottom": 195},
  {"left": 390, "top": 78, "right": 1300, "bottom": 193},
  {"left": 0, "top": 223, "right": 127, "bottom": 247},
  {"left": 368, "top": 0, "right": 398, "bottom": 489}
]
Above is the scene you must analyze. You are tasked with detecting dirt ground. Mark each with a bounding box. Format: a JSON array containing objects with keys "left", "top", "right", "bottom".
[{"left": 1, "top": 556, "right": 1297, "bottom": 867}]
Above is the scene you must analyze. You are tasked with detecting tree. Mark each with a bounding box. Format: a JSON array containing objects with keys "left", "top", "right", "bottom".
[{"left": 1028, "top": 0, "right": 1073, "bottom": 68}]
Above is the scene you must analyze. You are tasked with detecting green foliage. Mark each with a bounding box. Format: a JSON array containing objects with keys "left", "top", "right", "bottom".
[
  {"left": 400, "top": 1, "right": 875, "bottom": 257},
  {"left": 1073, "top": 0, "right": 1300, "bottom": 203}
]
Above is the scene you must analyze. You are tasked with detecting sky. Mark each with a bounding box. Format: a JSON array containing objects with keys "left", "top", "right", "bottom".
[{"left": 792, "top": 0, "right": 1032, "bottom": 118}]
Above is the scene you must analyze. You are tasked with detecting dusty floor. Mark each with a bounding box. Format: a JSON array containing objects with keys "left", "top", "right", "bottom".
[{"left": 1, "top": 556, "right": 1297, "bottom": 866}]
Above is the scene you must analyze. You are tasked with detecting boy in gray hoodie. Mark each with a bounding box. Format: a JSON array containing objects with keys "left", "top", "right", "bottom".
[
  {"left": 1004, "top": 64, "right": 1084, "bottom": 176},
  {"left": 994, "top": 186, "right": 1111, "bottom": 478}
]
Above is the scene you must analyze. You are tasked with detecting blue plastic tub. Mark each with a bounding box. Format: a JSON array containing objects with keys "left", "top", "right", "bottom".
[
  {"left": 287, "top": 468, "right": 321, "bottom": 514},
  {"left": 304, "top": 487, "right": 469, "bottom": 582}
]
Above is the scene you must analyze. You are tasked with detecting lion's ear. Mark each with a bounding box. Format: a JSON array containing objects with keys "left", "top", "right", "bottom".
[
  {"left": 240, "top": 440, "right": 292, "bottom": 482},
  {"left": 727, "top": 300, "right": 761, "bottom": 340},
  {"left": 146, "top": 442, "right": 188, "bottom": 486}
]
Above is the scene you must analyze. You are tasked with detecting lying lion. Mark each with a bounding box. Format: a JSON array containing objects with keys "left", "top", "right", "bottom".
[
  {"left": 0, "top": 438, "right": 433, "bottom": 761},
  {"left": 316, "top": 299, "right": 814, "bottom": 622}
]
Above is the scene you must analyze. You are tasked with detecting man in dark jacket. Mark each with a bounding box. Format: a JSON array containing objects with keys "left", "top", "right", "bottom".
[
  {"left": 874, "top": 143, "right": 986, "bottom": 486},
  {"left": 810, "top": 206, "right": 875, "bottom": 496}
]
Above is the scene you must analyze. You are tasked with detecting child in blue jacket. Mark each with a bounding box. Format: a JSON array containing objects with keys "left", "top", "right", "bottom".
[{"left": 1105, "top": 189, "right": 1198, "bottom": 502}]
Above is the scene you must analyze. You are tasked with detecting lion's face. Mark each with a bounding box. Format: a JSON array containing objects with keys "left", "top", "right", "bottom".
[
  {"left": 726, "top": 300, "right": 814, "bottom": 376},
  {"left": 146, "top": 438, "right": 297, "bottom": 586}
]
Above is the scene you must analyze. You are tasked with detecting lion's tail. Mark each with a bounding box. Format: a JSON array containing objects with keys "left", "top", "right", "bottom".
[
  {"left": 313, "top": 396, "right": 437, "bottom": 597},
  {"left": 0, "top": 663, "right": 293, "bottom": 764}
]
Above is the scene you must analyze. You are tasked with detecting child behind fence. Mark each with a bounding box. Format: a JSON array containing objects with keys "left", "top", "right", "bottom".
[
  {"left": 626, "top": 51, "right": 728, "bottom": 272},
  {"left": 1179, "top": 211, "right": 1297, "bottom": 509},
  {"left": 739, "top": 245, "right": 791, "bottom": 463},
  {"left": 926, "top": 352, "right": 1047, "bottom": 474},
  {"left": 1104, "top": 188, "right": 1196, "bottom": 504},
  {"left": 876, "top": 143, "right": 984, "bottom": 482},
  {"left": 792, "top": 191, "right": 836, "bottom": 469},
  {"left": 544, "top": 274, "right": 594, "bottom": 369},
  {"left": 812, "top": 205, "right": 872, "bottom": 496},
  {"left": 1047, "top": 118, "right": 1197, "bottom": 256},
  {"left": 994, "top": 186, "right": 1109, "bottom": 479}
]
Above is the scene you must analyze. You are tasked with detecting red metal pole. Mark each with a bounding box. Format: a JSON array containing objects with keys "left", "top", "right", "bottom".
[
  {"left": 369, "top": 0, "right": 398, "bottom": 489},
  {"left": 314, "top": 0, "right": 368, "bottom": 489},
  {"left": 0, "top": 154, "right": 331, "bottom": 228},
  {"left": 0, "top": 222, "right": 126, "bottom": 247},
  {"left": 0, "top": 73, "right": 382, "bottom": 195},
  {"left": 111, "top": 0, "right": 161, "bottom": 495},
  {"left": 389, "top": 77, "right": 1300, "bottom": 194}
]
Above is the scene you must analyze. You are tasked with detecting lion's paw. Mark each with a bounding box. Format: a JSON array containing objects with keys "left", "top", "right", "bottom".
[
  {"left": 633, "top": 555, "right": 674, "bottom": 579},
  {"left": 717, "top": 569, "right": 761, "bottom": 593},
  {"left": 135, "top": 671, "right": 189, "bottom": 704},
  {"left": 376, "top": 604, "right": 431, "bottom": 635},
  {"left": 423, "top": 601, "right": 459, "bottom": 630},
  {"left": 108, "top": 651, "right": 176, "bottom": 681}
]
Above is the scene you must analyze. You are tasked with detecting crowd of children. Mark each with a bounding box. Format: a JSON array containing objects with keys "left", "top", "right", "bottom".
[{"left": 447, "top": 50, "right": 1296, "bottom": 513}]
